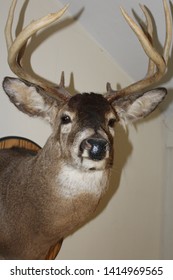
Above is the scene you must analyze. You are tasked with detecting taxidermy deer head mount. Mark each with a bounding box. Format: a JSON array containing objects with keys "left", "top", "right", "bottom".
[{"left": 0, "top": 0, "right": 172, "bottom": 259}]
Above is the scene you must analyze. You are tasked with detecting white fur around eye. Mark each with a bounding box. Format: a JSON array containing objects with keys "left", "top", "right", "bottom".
[
  {"left": 109, "top": 126, "right": 115, "bottom": 137},
  {"left": 60, "top": 111, "right": 75, "bottom": 134},
  {"left": 106, "top": 113, "right": 116, "bottom": 136},
  {"left": 61, "top": 123, "right": 72, "bottom": 134}
]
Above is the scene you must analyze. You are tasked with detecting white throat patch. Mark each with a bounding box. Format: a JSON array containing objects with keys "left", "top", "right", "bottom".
[{"left": 56, "top": 164, "right": 109, "bottom": 199}]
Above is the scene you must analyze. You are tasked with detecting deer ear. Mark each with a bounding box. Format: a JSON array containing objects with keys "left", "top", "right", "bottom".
[
  {"left": 112, "top": 88, "right": 167, "bottom": 124},
  {"left": 3, "top": 77, "right": 62, "bottom": 124}
]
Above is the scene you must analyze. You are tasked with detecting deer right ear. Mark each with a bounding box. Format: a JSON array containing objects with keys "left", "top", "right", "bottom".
[
  {"left": 3, "top": 77, "right": 62, "bottom": 124},
  {"left": 111, "top": 88, "right": 167, "bottom": 125}
]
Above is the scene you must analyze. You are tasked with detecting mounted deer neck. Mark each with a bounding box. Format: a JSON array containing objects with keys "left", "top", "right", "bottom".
[{"left": 0, "top": 0, "right": 172, "bottom": 259}]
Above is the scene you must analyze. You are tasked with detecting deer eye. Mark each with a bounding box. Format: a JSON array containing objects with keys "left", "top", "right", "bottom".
[
  {"left": 61, "top": 114, "right": 71, "bottom": 125},
  {"left": 108, "top": 118, "right": 116, "bottom": 128}
]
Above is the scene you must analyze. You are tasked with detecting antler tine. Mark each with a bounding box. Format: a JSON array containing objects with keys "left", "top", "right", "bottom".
[
  {"left": 107, "top": 0, "right": 172, "bottom": 102},
  {"left": 53, "top": 71, "right": 72, "bottom": 99},
  {"left": 163, "top": 0, "right": 172, "bottom": 64},
  {"left": 139, "top": 4, "right": 155, "bottom": 77},
  {"left": 59, "top": 71, "right": 65, "bottom": 87},
  {"left": 5, "top": 0, "right": 71, "bottom": 101},
  {"left": 5, "top": 0, "right": 17, "bottom": 49}
]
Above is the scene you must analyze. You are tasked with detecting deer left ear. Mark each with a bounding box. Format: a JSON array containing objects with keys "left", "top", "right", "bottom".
[
  {"left": 3, "top": 77, "right": 62, "bottom": 125},
  {"left": 111, "top": 88, "right": 167, "bottom": 124}
]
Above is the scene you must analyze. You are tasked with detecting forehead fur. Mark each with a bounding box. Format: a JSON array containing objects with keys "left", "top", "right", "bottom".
[
  {"left": 68, "top": 93, "right": 111, "bottom": 115},
  {"left": 66, "top": 93, "right": 113, "bottom": 129}
]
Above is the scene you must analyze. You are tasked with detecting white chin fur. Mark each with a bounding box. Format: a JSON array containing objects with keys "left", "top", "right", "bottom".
[{"left": 81, "top": 157, "right": 107, "bottom": 171}]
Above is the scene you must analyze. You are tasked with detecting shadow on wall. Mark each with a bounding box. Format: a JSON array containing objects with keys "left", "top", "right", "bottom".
[
  {"left": 67, "top": 104, "right": 168, "bottom": 238},
  {"left": 160, "top": 1, "right": 173, "bottom": 114},
  {"left": 94, "top": 0, "right": 173, "bottom": 220},
  {"left": 93, "top": 124, "right": 133, "bottom": 219},
  {"left": 67, "top": 123, "right": 133, "bottom": 236},
  {"left": 132, "top": 0, "right": 173, "bottom": 114}
]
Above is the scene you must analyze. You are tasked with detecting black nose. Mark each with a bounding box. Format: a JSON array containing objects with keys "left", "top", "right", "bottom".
[{"left": 80, "top": 138, "right": 109, "bottom": 161}]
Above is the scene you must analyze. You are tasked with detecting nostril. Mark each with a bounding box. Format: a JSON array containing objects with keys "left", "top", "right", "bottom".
[
  {"left": 80, "top": 139, "right": 92, "bottom": 152},
  {"left": 87, "top": 138, "right": 109, "bottom": 161}
]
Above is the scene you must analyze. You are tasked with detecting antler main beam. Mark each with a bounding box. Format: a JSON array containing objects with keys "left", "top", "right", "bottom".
[
  {"left": 107, "top": 0, "right": 172, "bottom": 101},
  {"left": 5, "top": 0, "right": 70, "bottom": 100}
]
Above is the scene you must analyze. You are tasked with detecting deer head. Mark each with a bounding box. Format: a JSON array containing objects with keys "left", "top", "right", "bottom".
[
  {"left": 3, "top": 0, "right": 172, "bottom": 171},
  {"left": 0, "top": 0, "right": 172, "bottom": 259}
]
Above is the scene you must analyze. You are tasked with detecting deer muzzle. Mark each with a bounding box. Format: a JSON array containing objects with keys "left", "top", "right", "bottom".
[{"left": 80, "top": 137, "right": 110, "bottom": 161}]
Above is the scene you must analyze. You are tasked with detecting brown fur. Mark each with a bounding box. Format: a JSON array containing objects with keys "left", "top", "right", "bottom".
[
  {"left": 0, "top": 144, "right": 109, "bottom": 259},
  {"left": 0, "top": 77, "right": 166, "bottom": 259}
]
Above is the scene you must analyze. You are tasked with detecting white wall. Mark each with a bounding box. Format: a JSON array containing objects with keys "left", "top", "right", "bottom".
[{"left": 0, "top": 0, "right": 168, "bottom": 259}]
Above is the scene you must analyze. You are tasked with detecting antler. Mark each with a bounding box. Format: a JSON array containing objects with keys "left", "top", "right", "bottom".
[
  {"left": 5, "top": 0, "right": 71, "bottom": 101},
  {"left": 106, "top": 0, "right": 172, "bottom": 102}
]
